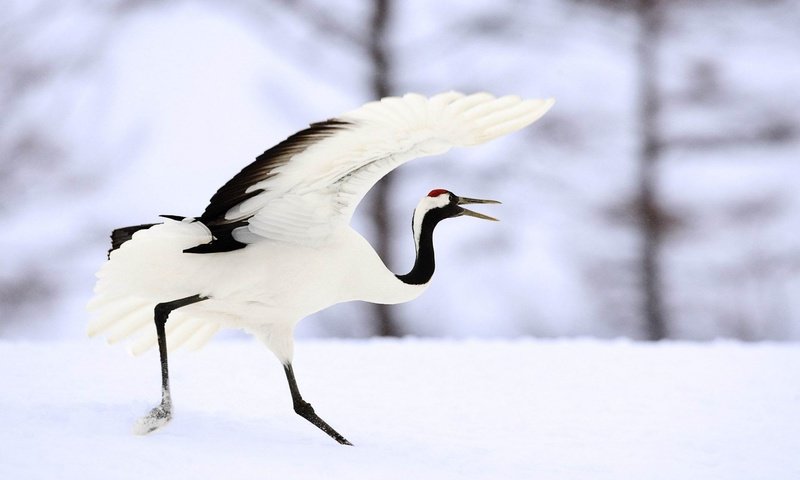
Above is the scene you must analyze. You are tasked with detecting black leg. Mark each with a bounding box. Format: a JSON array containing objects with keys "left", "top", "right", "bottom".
[
  {"left": 134, "top": 294, "right": 206, "bottom": 434},
  {"left": 284, "top": 363, "right": 352, "bottom": 446}
]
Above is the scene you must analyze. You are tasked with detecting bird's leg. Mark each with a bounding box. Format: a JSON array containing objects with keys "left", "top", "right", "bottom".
[
  {"left": 133, "top": 294, "right": 207, "bottom": 435},
  {"left": 283, "top": 363, "right": 353, "bottom": 446}
]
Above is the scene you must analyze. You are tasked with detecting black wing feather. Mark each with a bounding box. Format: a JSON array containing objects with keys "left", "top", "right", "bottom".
[
  {"left": 108, "top": 223, "right": 158, "bottom": 258},
  {"left": 186, "top": 119, "right": 352, "bottom": 254}
]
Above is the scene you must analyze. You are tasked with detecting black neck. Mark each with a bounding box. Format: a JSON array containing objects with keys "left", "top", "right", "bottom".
[{"left": 396, "top": 210, "right": 445, "bottom": 285}]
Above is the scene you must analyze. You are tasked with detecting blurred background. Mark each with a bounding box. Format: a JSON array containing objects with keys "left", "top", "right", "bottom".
[{"left": 2, "top": 0, "right": 799, "bottom": 342}]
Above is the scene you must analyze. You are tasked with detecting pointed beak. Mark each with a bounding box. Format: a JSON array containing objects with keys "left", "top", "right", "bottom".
[{"left": 456, "top": 196, "right": 502, "bottom": 222}]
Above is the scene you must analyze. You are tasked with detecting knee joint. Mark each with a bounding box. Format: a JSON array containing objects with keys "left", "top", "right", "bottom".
[{"left": 154, "top": 303, "right": 172, "bottom": 324}]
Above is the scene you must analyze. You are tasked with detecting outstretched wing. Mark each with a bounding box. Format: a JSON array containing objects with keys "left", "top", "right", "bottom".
[{"left": 191, "top": 92, "right": 554, "bottom": 251}]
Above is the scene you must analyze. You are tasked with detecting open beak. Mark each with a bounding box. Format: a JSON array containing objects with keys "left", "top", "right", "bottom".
[{"left": 456, "top": 196, "right": 501, "bottom": 222}]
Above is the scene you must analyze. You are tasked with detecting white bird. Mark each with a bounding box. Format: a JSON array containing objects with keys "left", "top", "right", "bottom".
[{"left": 88, "top": 91, "right": 554, "bottom": 445}]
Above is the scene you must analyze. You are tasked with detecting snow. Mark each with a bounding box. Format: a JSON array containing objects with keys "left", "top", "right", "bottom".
[{"left": 1, "top": 339, "right": 797, "bottom": 479}]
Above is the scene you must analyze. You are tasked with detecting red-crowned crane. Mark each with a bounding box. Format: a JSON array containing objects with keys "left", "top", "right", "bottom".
[{"left": 88, "top": 92, "right": 554, "bottom": 445}]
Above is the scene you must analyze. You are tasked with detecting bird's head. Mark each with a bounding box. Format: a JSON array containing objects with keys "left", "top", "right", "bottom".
[
  {"left": 423, "top": 188, "right": 500, "bottom": 220},
  {"left": 412, "top": 189, "right": 500, "bottom": 242},
  {"left": 399, "top": 189, "right": 501, "bottom": 285}
]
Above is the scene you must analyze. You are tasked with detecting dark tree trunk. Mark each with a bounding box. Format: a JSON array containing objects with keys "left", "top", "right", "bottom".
[
  {"left": 636, "top": 0, "right": 667, "bottom": 340},
  {"left": 367, "top": 0, "right": 401, "bottom": 337}
]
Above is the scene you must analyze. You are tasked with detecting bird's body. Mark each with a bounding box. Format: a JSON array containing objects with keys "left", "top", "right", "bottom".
[
  {"left": 92, "top": 221, "right": 423, "bottom": 361},
  {"left": 88, "top": 92, "right": 553, "bottom": 444}
]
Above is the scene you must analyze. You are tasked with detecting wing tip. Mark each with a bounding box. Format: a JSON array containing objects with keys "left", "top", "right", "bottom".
[
  {"left": 522, "top": 97, "right": 556, "bottom": 122},
  {"left": 461, "top": 95, "right": 555, "bottom": 144}
]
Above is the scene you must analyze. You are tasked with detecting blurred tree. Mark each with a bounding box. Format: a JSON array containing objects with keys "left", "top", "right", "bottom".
[
  {"left": 635, "top": 0, "right": 668, "bottom": 340},
  {"left": 1, "top": 4, "right": 81, "bottom": 214},
  {"left": 364, "top": 0, "right": 401, "bottom": 336},
  {"left": 572, "top": 0, "right": 670, "bottom": 340},
  {"left": 575, "top": 0, "right": 799, "bottom": 340},
  {"left": 633, "top": 0, "right": 799, "bottom": 340},
  {"left": 0, "top": 0, "right": 145, "bottom": 335}
]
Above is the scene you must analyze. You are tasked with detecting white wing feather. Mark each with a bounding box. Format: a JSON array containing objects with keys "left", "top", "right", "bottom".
[{"left": 226, "top": 92, "right": 553, "bottom": 246}]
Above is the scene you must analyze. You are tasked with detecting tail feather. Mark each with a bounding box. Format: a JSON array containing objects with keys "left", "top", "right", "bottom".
[
  {"left": 90, "top": 219, "right": 222, "bottom": 355},
  {"left": 184, "top": 323, "right": 221, "bottom": 351},
  {"left": 168, "top": 316, "right": 205, "bottom": 351},
  {"left": 92, "top": 308, "right": 222, "bottom": 356},
  {"left": 105, "top": 309, "right": 152, "bottom": 344},
  {"left": 87, "top": 297, "right": 143, "bottom": 337},
  {"left": 108, "top": 223, "right": 159, "bottom": 258},
  {"left": 130, "top": 329, "right": 159, "bottom": 356}
]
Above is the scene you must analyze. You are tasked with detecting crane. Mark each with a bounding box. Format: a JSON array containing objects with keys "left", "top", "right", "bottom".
[{"left": 88, "top": 92, "right": 554, "bottom": 445}]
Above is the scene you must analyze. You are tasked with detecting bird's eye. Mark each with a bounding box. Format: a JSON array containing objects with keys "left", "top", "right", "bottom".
[{"left": 427, "top": 189, "right": 449, "bottom": 198}]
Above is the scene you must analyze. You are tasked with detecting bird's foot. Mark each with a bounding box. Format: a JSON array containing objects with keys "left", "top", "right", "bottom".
[
  {"left": 133, "top": 402, "right": 172, "bottom": 435},
  {"left": 331, "top": 430, "right": 353, "bottom": 446},
  {"left": 294, "top": 400, "right": 353, "bottom": 446}
]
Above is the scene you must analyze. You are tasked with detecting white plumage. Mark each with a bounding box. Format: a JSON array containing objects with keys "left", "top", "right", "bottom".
[
  {"left": 229, "top": 91, "right": 551, "bottom": 245},
  {"left": 87, "top": 91, "right": 554, "bottom": 443},
  {"left": 90, "top": 218, "right": 420, "bottom": 360}
]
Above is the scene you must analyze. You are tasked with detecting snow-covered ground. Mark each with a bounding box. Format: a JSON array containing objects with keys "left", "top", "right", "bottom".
[{"left": 1, "top": 339, "right": 797, "bottom": 479}]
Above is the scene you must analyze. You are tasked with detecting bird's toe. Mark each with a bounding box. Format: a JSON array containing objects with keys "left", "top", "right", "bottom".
[{"left": 132, "top": 404, "right": 172, "bottom": 435}]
